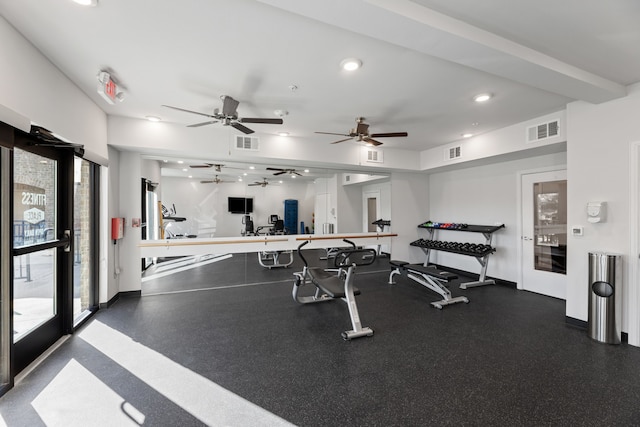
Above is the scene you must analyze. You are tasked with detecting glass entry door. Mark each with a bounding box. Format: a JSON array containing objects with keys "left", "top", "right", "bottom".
[
  {"left": 521, "top": 170, "right": 567, "bottom": 299},
  {"left": 12, "top": 146, "right": 72, "bottom": 375}
]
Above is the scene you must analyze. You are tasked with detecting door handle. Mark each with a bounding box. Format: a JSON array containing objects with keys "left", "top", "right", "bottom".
[{"left": 62, "top": 229, "right": 71, "bottom": 252}]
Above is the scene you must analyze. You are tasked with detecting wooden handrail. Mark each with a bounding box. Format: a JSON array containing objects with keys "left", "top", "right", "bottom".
[
  {"left": 295, "top": 233, "right": 397, "bottom": 241},
  {"left": 139, "top": 237, "right": 289, "bottom": 247}
]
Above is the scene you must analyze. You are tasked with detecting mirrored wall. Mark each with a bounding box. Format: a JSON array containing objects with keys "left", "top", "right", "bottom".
[{"left": 139, "top": 157, "right": 391, "bottom": 294}]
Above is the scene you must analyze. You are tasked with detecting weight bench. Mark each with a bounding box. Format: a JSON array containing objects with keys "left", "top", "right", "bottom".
[
  {"left": 257, "top": 250, "right": 294, "bottom": 269},
  {"left": 389, "top": 260, "right": 469, "bottom": 309},
  {"left": 293, "top": 240, "right": 376, "bottom": 340}
]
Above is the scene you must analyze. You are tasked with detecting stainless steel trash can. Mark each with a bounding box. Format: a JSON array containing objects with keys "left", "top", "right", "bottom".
[{"left": 588, "top": 252, "right": 621, "bottom": 344}]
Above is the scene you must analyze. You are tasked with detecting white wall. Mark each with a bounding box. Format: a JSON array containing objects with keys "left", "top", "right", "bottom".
[
  {"left": 420, "top": 110, "right": 566, "bottom": 172},
  {"left": 390, "top": 172, "right": 430, "bottom": 263},
  {"left": 428, "top": 152, "right": 567, "bottom": 282},
  {"left": 108, "top": 116, "right": 421, "bottom": 172},
  {"left": 565, "top": 84, "right": 640, "bottom": 338},
  {"left": 0, "top": 16, "right": 108, "bottom": 164},
  {"left": 105, "top": 147, "right": 120, "bottom": 303},
  {"left": 116, "top": 152, "right": 142, "bottom": 292},
  {"left": 161, "top": 177, "right": 315, "bottom": 238},
  {"left": 336, "top": 173, "right": 363, "bottom": 234}
]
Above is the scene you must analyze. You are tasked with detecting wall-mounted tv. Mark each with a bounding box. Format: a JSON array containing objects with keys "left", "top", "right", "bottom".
[{"left": 228, "top": 197, "right": 254, "bottom": 214}]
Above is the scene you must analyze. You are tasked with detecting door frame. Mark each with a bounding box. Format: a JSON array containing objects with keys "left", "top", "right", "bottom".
[
  {"left": 1, "top": 146, "right": 11, "bottom": 395},
  {"left": 627, "top": 141, "right": 640, "bottom": 347},
  {"left": 516, "top": 165, "right": 567, "bottom": 292},
  {"left": 363, "top": 190, "right": 380, "bottom": 232},
  {"left": 10, "top": 137, "right": 74, "bottom": 376}
]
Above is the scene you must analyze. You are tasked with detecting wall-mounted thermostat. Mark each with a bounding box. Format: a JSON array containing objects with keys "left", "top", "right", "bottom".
[{"left": 571, "top": 225, "right": 584, "bottom": 236}]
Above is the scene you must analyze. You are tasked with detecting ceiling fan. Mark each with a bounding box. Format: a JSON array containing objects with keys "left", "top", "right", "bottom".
[
  {"left": 162, "top": 95, "right": 283, "bottom": 134},
  {"left": 248, "top": 178, "right": 270, "bottom": 187},
  {"left": 316, "top": 117, "right": 408, "bottom": 146},
  {"left": 200, "top": 175, "right": 232, "bottom": 184},
  {"left": 267, "top": 167, "right": 302, "bottom": 176}
]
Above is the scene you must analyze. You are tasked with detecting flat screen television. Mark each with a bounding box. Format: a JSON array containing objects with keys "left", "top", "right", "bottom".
[{"left": 228, "top": 197, "right": 253, "bottom": 214}]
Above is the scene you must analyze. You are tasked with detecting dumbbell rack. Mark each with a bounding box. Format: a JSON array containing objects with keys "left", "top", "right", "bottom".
[{"left": 411, "top": 221, "right": 505, "bottom": 289}]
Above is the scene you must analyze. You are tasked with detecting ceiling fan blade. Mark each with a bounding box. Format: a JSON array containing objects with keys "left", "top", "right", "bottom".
[
  {"left": 370, "top": 132, "right": 408, "bottom": 138},
  {"left": 230, "top": 122, "right": 254, "bottom": 134},
  {"left": 187, "top": 120, "right": 218, "bottom": 128},
  {"left": 363, "top": 137, "right": 383, "bottom": 146},
  {"left": 248, "top": 183, "right": 261, "bottom": 186},
  {"left": 190, "top": 163, "right": 213, "bottom": 168},
  {"left": 272, "top": 171, "right": 287, "bottom": 176},
  {"left": 240, "top": 118, "right": 283, "bottom": 124},
  {"left": 200, "top": 180, "right": 215, "bottom": 184},
  {"left": 330, "top": 138, "right": 354, "bottom": 144},
  {"left": 266, "top": 167, "right": 285, "bottom": 172},
  {"left": 293, "top": 172, "right": 302, "bottom": 176},
  {"left": 315, "top": 131, "right": 350, "bottom": 136},
  {"left": 162, "top": 105, "right": 215, "bottom": 118}
]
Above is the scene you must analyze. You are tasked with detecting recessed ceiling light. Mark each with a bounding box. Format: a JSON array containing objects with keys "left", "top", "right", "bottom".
[
  {"left": 249, "top": 166, "right": 255, "bottom": 170},
  {"left": 146, "top": 116, "right": 161, "bottom": 122},
  {"left": 243, "top": 172, "right": 248, "bottom": 176},
  {"left": 163, "top": 160, "right": 168, "bottom": 163},
  {"left": 279, "top": 180, "right": 283, "bottom": 184},
  {"left": 182, "top": 168, "right": 187, "bottom": 172},
  {"left": 473, "top": 93, "right": 492, "bottom": 103},
  {"left": 238, "top": 178, "right": 243, "bottom": 182},
  {"left": 340, "top": 58, "right": 362, "bottom": 71},
  {"left": 304, "top": 169, "right": 310, "bottom": 173},
  {"left": 188, "top": 175, "right": 193, "bottom": 179},
  {"left": 462, "top": 133, "right": 473, "bottom": 138},
  {"left": 177, "top": 160, "right": 184, "bottom": 164},
  {"left": 278, "top": 132, "right": 289, "bottom": 137},
  {"left": 72, "top": 0, "right": 98, "bottom": 6}
]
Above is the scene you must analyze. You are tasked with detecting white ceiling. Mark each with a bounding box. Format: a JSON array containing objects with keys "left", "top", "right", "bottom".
[{"left": 1, "top": 0, "right": 638, "bottom": 153}]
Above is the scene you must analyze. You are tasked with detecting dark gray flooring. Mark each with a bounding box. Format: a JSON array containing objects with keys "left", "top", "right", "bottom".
[{"left": 2, "top": 251, "right": 640, "bottom": 426}]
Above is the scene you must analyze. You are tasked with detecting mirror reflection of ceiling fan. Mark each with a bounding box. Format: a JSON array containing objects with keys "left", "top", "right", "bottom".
[
  {"left": 189, "top": 163, "right": 228, "bottom": 171},
  {"left": 248, "top": 178, "right": 270, "bottom": 187},
  {"left": 162, "top": 95, "right": 283, "bottom": 134},
  {"left": 266, "top": 167, "right": 302, "bottom": 176},
  {"left": 200, "top": 175, "right": 232, "bottom": 184},
  {"left": 315, "top": 117, "right": 408, "bottom": 146}
]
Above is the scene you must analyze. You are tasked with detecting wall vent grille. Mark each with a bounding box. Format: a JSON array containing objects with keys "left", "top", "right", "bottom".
[
  {"left": 366, "top": 149, "right": 383, "bottom": 163},
  {"left": 526, "top": 119, "right": 560, "bottom": 143},
  {"left": 446, "top": 145, "right": 462, "bottom": 160},
  {"left": 235, "top": 136, "right": 259, "bottom": 151}
]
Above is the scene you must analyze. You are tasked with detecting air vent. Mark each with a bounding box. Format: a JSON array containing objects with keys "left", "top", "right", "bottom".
[
  {"left": 526, "top": 119, "right": 560, "bottom": 143},
  {"left": 366, "top": 149, "right": 383, "bottom": 163},
  {"left": 235, "top": 136, "right": 259, "bottom": 151},
  {"left": 445, "top": 145, "right": 462, "bottom": 160}
]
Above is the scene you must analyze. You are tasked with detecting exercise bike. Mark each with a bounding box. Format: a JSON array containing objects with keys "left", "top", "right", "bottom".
[{"left": 292, "top": 239, "right": 377, "bottom": 340}]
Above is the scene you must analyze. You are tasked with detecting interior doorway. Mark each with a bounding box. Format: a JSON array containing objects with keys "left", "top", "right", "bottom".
[
  {"left": 521, "top": 169, "right": 567, "bottom": 299},
  {"left": 363, "top": 191, "right": 380, "bottom": 233}
]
